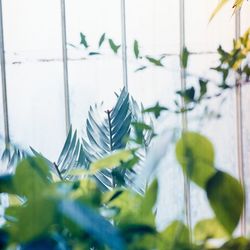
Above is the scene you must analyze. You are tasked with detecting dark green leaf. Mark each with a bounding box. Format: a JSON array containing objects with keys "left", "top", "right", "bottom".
[
  {"left": 143, "top": 102, "right": 168, "bottom": 119},
  {"left": 80, "top": 32, "right": 89, "bottom": 48},
  {"left": 135, "top": 66, "right": 147, "bottom": 72},
  {"left": 0, "top": 175, "right": 15, "bottom": 194},
  {"left": 109, "top": 39, "right": 121, "bottom": 54},
  {"left": 180, "top": 47, "right": 190, "bottom": 69},
  {"left": 134, "top": 40, "right": 139, "bottom": 59},
  {"left": 99, "top": 33, "right": 106, "bottom": 48},
  {"left": 146, "top": 56, "right": 164, "bottom": 67},
  {"left": 206, "top": 171, "right": 244, "bottom": 234},
  {"left": 89, "top": 52, "right": 101, "bottom": 56}
]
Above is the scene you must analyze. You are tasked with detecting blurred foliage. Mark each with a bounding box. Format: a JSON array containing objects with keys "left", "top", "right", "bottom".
[{"left": 0, "top": 3, "right": 250, "bottom": 250}]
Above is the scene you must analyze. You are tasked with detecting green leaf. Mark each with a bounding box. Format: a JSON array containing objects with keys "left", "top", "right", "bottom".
[
  {"left": 199, "top": 79, "right": 208, "bottom": 99},
  {"left": 143, "top": 102, "right": 168, "bottom": 119},
  {"left": 135, "top": 66, "right": 147, "bottom": 72},
  {"left": 158, "top": 221, "right": 190, "bottom": 250},
  {"left": 146, "top": 56, "right": 164, "bottom": 67},
  {"left": 206, "top": 171, "right": 244, "bottom": 234},
  {"left": 109, "top": 39, "right": 121, "bottom": 54},
  {"left": 89, "top": 52, "right": 101, "bottom": 56},
  {"left": 90, "top": 150, "right": 133, "bottom": 173},
  {"left": 80, "top": 32, "right": 89, "bottom": 48},
  {"left": 140, "top": 180, "right": 158, "bottom": 216},
  {"left": 10, "top": 199, "right": 56, "bottom": 243},
  {"left": 176, "top": 132, "right": 216, "bottom": 188},
  {"left": 180, "top": 47, "right": 190, "bottom": 69},
  {"left": 220, "top": 237, "right": 250, "bottom": 249},
  {"left": 0, "top": 175, "right": 16, "bottom": 194},
  {"left": 13, "top": 157, "right": 52, "bottom": 200},
  {"left": 176, "top": 87, "right": 196, "bottom": 104},
  {"left": 134, "top": 40, "right": 139, "bottom": 59},
  {"left": 194, "top": 218, "right": 229, "bottom": 241},
  {"left": 99, "top": 33, "right": 106, "bottom": 48}
]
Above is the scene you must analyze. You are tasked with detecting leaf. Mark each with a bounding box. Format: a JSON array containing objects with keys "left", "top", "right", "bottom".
[
  {"left": 109, "top": 39, "right": 121, "bottom": 54},
  {"left": 176, "top": 132, "right": 216, "bottom": 188},
  {"left": 89, "top": 52, "right": 101, "bottom": 56},
  {"left": 83, "top": 88, "right": 132, "bottom": 189},
  {"left": 0, "top": 175, "right": 15, "bottom": 194},
  {"left": 134, "top": 40, "right": 139, "bottom": 59},
  {"left": 220, "top": 237, "right": 250, "bottom": 249},
  {"left": 10, "top": 199, "right": 56, "bottom": 243},
  {"left": 143, "top": 102, "right": 168, "bottom": 119},
  {"left": 99, "top": 33, "right": 106, "bottom": 48},
  {"left": 135, "top": 66, "right": 147, "bottom": 72},
  {"left": 158, "top": 221, "right": 190, "bottom": 250},
  {"left": 146, "top": 56, "right": 164, "bottom": 67},
  {"left": 199, "top": 79, "right": 208, "bottom": 99},
  {"left": 209, "top": 0, "right": 229, "bottom": 22},
  {"left": 90, "top": 150, "right": 134, "bottom": 173},
  {"left": 194, "top": 218, "right": 229, "bottom": 241},
  {"left": 180, "top": 47, "right": 190, "bottom": 69},
  {"left": 13, "top": 157, "right": 52, "bottom": 200},
  {"left": 80, "top": 32, "right": 89, "bottom": 48},
  {"left": 206, "top": 171, "right": 244, "bottom": 234},
  {"left": 176, "top": 87, "right": 196, "bottom": 104},
  {"left": 59, "top": 200, "right": 125, "bottom": 250},
  {"left": 140, "top": 180, "right": 158, "bottom": 216}
]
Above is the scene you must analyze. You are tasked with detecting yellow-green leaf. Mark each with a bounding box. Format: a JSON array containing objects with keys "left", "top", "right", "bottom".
[{"left": 90, "top": 150, "right": 133, "bottom": 173}]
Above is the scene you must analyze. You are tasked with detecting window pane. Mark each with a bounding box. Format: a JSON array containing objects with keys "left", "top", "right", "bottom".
[
  {"left": 65, "top": 0, "right": 123, "bottom": 131},
  {"left": 185, "top": 0, "right": 235, "bottom": 52},
  {"left": 2, "top": 0, "right": 62, "bottom": 59},
  {"left": 6, "top": 62, "right": 66, "bottom": 160}
]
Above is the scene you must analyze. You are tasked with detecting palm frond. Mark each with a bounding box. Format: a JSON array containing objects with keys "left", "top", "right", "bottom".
[
  {"left": 83, "top": 88, "right": 132, "bottom": 189},
  {"left": 0, "top": 138, "right": 29, "bottom": 172},
  {"left": 31, "top": 126, "right": 88, "bottom": 180}
]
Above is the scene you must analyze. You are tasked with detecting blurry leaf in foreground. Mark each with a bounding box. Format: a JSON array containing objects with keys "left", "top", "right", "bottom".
[
  {"left": 90, "top": 150, "right": 134, "bottom": 173},
  {"left": 60, "top": 200, "right": 125, "bottom": 250},
  {"left": 176, "top": 132, "right": 216, "bottom": 188},
  {"left": 158, "top": 221, "right": 190, "bottom": 250},
  {"left": 194, "top": 218, "right": 228, "bottom": 241},
  {"left": 206, "top": 171, "right": 244, "bottom": 234}
]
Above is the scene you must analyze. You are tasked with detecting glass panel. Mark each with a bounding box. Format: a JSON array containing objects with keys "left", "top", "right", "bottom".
[
  {"left": 2, "top": 0, "right": 62, "bottom": 60},
  {"left": 65, "top": 0, "right": 123, "bottom": 131},
  {"left": 185, "top": 0, "right": 235, "bottom": 52},
  {"left": 241, "top": 1, "right": 250, "bottom": 33},
  {"left": 6, "top": 62, "right": 66, "bottom": 160},
  {"left": 187, "top": 54, "right": 238, "bottom": 226},
  {"left": 126, "top": 0, "right": 179, "bottom": 55}
]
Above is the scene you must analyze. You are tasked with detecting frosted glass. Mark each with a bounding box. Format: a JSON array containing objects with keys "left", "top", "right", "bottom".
[
  {"left": 126, "top": 0, "right": 179, "bottom": 55},
  {"left": 185, "top": 0, "right": 235, "bottom": 52},
  {"left": 186, "top": 54, "right": 238, "bottom": 226},
  {"left": 6, "top": 62, "right": 66, "bottom": 160},
  {"left": 241, "top": 1, "right": 250, "bottom": 33},
  {"left": 65, "top": 0, "right": 123, "bottom": 131},
  {"left": 65, "top": 0, "right": 122, "bottom": 53},
  {"left": 2, "top": 0, "right": 62, "bottom": 60}
]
